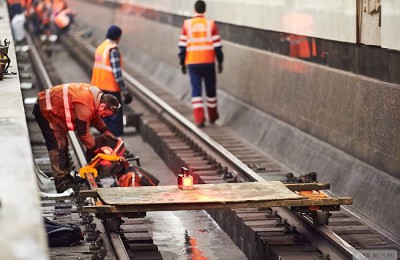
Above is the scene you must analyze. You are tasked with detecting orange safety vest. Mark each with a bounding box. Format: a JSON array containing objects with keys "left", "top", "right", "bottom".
[
  {"left": 91, "top": 40, "right": 123, "bottom": 92},
  {"left": 52, "top": 0, "right": 66, "bottom": 17},
  {"left": 289, "top": 35, "right": 316, "bottom": 59},
  {"left": 182, "top": 16, "right": 217, "bottom": 65},
  {"left": 54, "top": 8, "right": 71, "bottom": 29},
  {"left": 37, "top": 83, "right": 106, "bottom": 148}
]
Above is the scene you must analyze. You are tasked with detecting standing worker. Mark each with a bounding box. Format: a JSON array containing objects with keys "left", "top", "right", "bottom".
[
  {"left": 91, "top": 25, "right": 132, "bottom": 137},
  {"left": 32, "top": 83, "right": 120, "bottom": 193},
  {"left": 178, "top": 0, "right": 223, "bottom": 127}
]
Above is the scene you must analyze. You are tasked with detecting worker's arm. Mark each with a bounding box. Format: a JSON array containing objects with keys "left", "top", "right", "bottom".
[
  {"left": 211, "top": 21, "right": 223, "bottom": 73},
  {"left": 178, "top": 24, "right": 187, "bottom": 74},
  {"left": 110, "top": 47, "right": 132, "bottom": 103},
  {"left": 90, "top": 114, "right": 112, "bottom": 136},
  {"left": 74, "top": 104, "right": 100, "bottom": 149},
  {"left": 109, "top": 48, "right": 126, "bottom": 92}
]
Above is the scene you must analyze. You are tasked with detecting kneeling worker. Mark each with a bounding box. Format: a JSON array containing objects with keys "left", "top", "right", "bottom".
[{"left": 32, "top": 83, "right": 120, "bottom": 193}]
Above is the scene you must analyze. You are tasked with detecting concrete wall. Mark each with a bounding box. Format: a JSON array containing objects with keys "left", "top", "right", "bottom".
[
  {"left": 66, "top": 0, "right": 400, "bottom": 239},
  {"left": 126, "top": 0, "right": 357, "bottom": 43},
  {"left": 0, "top": 4, "right": 48, "bottom": 259}
]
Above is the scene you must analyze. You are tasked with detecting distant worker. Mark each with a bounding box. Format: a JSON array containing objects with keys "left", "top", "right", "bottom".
[
  {"left": 281, "top": 10, "right": 317, "bottom": 61},
  {"left": 32, "top": 83, "right": 120, "bottom": 193},
  {"left": 50, "top": 0, "right": 72, "bottom": 35},
  {"left": 91, "top": 25, "right": 132, "bottom": 137},
  {"left": 52, "top": 8, "right": 75, "bottom": 35},
  {"left": 36, "top": 0, "right": 52, "bottom": 36},
  {"left": 178, "top": 0, "right": 223, "bottom": 127}
]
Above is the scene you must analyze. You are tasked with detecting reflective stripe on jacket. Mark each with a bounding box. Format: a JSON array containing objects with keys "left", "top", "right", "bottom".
[
  {"left": 91, "top": 40, "right": 123, "bottom": 92},
  {"left": 37, "top": 83, "right": 107, "bottom": 149},
  {"left": 179, "top": 15, "right": 221, "bottom": 65}
]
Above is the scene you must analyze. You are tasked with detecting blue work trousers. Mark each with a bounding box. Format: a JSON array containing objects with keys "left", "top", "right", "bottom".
[
  {"left": 188, "top": 65, "right": 217, "bottom": 98},
  {"left": 102, "top": 91, "right": 124, "bottom": 137}
]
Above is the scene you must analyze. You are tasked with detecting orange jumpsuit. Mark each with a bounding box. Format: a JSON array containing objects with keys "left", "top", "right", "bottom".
[{"left": 33, "top": 83, "right": 109, "bottom": 179}]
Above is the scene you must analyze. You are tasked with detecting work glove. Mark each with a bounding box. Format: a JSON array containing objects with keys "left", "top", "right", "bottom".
[
  {"left": 217, "top": 63, "right": 223, "bottom": 74},
  {"left": 181, "top": 65, "right": 186, "bottom": 75},
  {"left": 85, "top": 145, "right": 100, "bottom": 162},
  {"left": 122, "top": 91, "right": 133, "bottom": 104}
]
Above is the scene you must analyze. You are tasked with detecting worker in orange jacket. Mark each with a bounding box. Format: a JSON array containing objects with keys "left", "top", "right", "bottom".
[
  {"left": 50, "top": 0, "right": 70, "bottom": 34},
  {"left": 32, "top": 83, "right": 120, "bottom": 193},
  {"left": 281, "top": 11, "right": 317, "bottom": 61},
  {"left": 35, "top": 0, "right": 52, "bottom": 36},
  {"left": 92, "top": 25, "right": 132, "bottom": 136},
  {"left": 51, "top": 0, "right": 66, "bottom": 17},
  {"left": 52, "top": 8, "right": 74, "bottom": 34},
  {"left": 178, "top": 0, "right": 223, "bottom": 127}
]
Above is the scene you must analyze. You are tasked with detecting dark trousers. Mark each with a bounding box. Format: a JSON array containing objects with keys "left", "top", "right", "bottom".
[
  {"left": 102, "top": 90, "right": 124, "bottom": 136},
  {"left": 32, "top": 103, "right": 70, "bottom": 178},
  {"left": 188, "top": 65, "right": 217, "bottom": 98},
  {"left": 188, "top": 65, "right": 219, "bottom": 124}
]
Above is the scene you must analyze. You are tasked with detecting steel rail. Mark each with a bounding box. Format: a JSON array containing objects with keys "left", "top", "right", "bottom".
[
  {"left": 124, "top": 69, "right": 365, "bottom": 259},
  {"left": 67, "top": 31, "right": 366, "bottom": 260},
  {"left": 124, "top": 72, "right": 266, "bottom": 182},
  {"left": 27, "top": 32, "right": 130, "bottom": 260},
  {"left": 26, "top": 33, "right": 53, "bottom": 89},
  {"left": 274, "top": 207, "right": 367, "bottom": 260}
]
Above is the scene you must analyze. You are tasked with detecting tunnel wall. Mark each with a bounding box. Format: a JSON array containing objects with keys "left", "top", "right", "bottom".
[
  {"left": 68, "top": 0, "right": 400, "bottom": 179},
  {"left": 66, "top": 0, "right": 400, "bottom": 238}
]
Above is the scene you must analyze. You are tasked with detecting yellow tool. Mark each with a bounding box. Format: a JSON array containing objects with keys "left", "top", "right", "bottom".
[{"left": 79, "top": 153, "right": 123, "bottom": 179}]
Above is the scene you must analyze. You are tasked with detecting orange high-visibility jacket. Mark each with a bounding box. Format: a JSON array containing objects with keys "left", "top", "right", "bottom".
[
  {"left": 91, "top": 40, "right": 123, "bottom": 92},
  {"left": 51, "top": 0, "right": 66, "bottom": 17},
  {"left": 37, "top": 83, "right": 107, "bottom": 149},
  {"left": 289, "top": 35, "right": 316, "bottom": 58},
  {"left": 179, "top": 14, "right": 222, "bottom": 65},
  {"left": 54, "top": 8, "right": 71, "bottom": 29}
]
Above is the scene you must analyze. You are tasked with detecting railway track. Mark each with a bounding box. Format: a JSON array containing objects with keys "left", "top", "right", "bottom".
[{"left": 19, "top": 26, "right": 400, "bottom": 259}]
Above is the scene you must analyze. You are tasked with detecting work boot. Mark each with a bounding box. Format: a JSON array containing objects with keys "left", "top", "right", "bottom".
[
  {"left": 54, "top": 174, "right": 80, "bottom": 193},
  {"left": 209, "top": 114, "right": 219, "bottom": 124},
  {"left": 196, "top": 121, "right": 205, "bottom": 128}
]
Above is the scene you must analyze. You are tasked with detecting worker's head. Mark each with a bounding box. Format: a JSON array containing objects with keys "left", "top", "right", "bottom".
[
  {"left": 106, "top": 25, "right": 122, "bottom": 42},
  {"left": 194, "top": 0, "right": 206, "bottom": 14},
  {"left": 98, "top": 94, "right": 120, "bottom": 118}
]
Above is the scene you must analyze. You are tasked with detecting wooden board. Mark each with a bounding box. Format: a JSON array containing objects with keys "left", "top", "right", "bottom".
[
  {"left": 82, "top": 182, "right": 352, "bottom": 213},
  {"left": 97, "top": 181, "right": 302, "bottom": 206}
]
